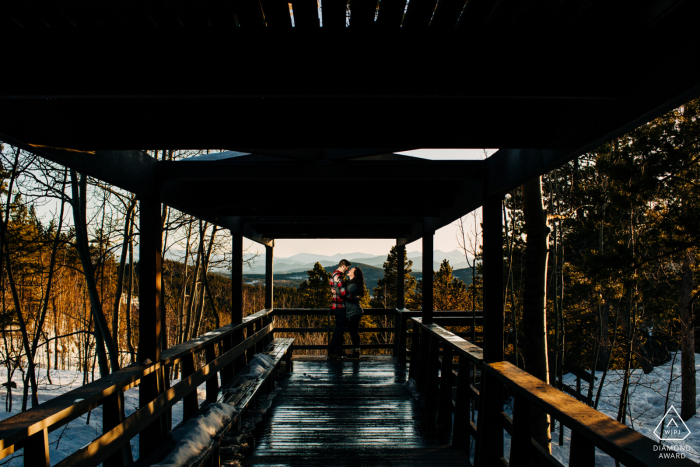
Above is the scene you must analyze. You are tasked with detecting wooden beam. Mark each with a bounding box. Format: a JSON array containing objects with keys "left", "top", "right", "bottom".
[
  {"left": 160, "top": 159, "right": 483, "bottom": 182},
  {"left": 422, "top": 230, "right": 434, "bottom": 324},
  {"left": 482, "top": 195, "right": 503, "bottom": 363},
  {"left": 229, "top": 148, "right": 415, "bottom": 160},
  {"left": 0, "top": 135, "right": 157, "bottom": 198}
]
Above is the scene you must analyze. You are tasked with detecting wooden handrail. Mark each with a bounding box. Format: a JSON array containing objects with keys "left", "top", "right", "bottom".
[
  {"left": 485, "top": 362, "right": 698, "bottom": 467},
  {"left": 54, "top": 323, "right": 273, "bottom": 467},
  {"left": 405, "top": 315, "right": 691, "bottom": 467},
  {"left": 272, "top": 308, "right": 397, "bottom": 316},
  {"left": 412, "top": 318, "right": 483, "bottom": 365},
  {"left": 0, "top": 308, "right": 275, "bottom": 464}
]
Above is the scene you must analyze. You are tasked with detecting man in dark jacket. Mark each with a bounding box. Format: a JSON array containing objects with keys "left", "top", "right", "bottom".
[{"left": 328, "top": 259, "right": 351, "bottom": 359}]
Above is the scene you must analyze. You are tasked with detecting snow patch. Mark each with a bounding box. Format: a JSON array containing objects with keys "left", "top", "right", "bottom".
[
  {"left": 241, "top": 354, "right": 274, "bottom": 379},
  {"left": 154, "top": 403, "right": 238, "bottom": 467}
]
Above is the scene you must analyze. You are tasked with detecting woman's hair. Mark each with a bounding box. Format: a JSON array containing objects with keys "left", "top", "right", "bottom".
[{"left": 351, "top": 267, "right": 366, "bottom": 296}]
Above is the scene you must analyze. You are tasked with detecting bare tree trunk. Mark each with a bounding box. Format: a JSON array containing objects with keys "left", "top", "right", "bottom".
[
  {"left": 521, "top": 176, "right": 551, "bottom": 452},
  {"left": 112, "top": 197, "right": 136, "bottom": 353},
  {"left": 125, "top": 217, "right": 136, "bottom": 364},
  {"left": 184, "top": 223, "right": 205, "bottom": 342},
  {"left": 193, "top": 224, "right": 217, "bottom": 337},
  {"left": 680, "top": 251, "right": 696, "bottom": 421},
  {"left": 70, "top": 170, "right": 118, "bottom": 376}
]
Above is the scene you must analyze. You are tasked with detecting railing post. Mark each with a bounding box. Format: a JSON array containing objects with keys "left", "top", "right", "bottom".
[
  {"left": 437, "top": 345, "right": 454, "bottom": 432},
  {"left": 475, "top": 366, "right": 503, "bottom": 467},
  {"left": 408, "top": 320, "right": 421, "bottom": 382},
  {"left": 103, "top": 391, "right": 133, "bottom": 467},
  {"left": 396, "top": 310, "right": 407, "bottom": 365},
  {"left": 138, "top": 196, "right": 165, "bottom": 458},
  {"left": 452, "top": 355, "right": 471, "bottom": 449},
  {"left": 205, "top": 344, "right": 219, "bottom": 404},
  {"left": 510, "top": 393, "right": 533, "bottom": 467},
  {"left": 24, "top": 428, "right": 49, "bottom": 467},
  {"left": 424, "top": 333, "right": 440, "bottom": 417},
  {"left": 416, "top": 329, "right": 432, "bottom": 393},
  {"left": 265, "top": 244, "right": 274, "bottom": 309},
  {"left": 181, "top": 353, "right": 199, "bottom": 420},
  {"left": 569, "top": 431, "right": 595, "bottom": 467},
  {"left": 255, "top": 319, "right": 264, "bottom": 353},
  {"left": 246, "top": 321, "right": 256, "bottom": 363},
  {"left": 396, "top": 240, "right": 405, "bottom": 309},
  {"left": 392, "top": 308, "right": 400, "bottom": 357},
  {"left": 422, "top": 231, "right": 434, "bottom": 325},
  {"left": 221, "top": 333, "right": 234, "bottom": 383}
]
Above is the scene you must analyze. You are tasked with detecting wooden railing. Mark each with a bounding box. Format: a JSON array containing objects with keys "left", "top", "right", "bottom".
[
  {"left": 272, "top": 308, "right": 483, "bottom": 355},
  {"left": 0, "top": 308, "right": 275, "bottom": 467},
  {"left": 273, "top": 308, "right": 397, "bottom": 352},
  {"left": 409, "top": 317, "right": 698, "bottom": 467}
]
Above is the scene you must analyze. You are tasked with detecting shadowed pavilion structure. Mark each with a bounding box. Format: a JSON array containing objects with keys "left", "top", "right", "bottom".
[{"left": 1, "top": 1, "right": 700, "bottom": 466}]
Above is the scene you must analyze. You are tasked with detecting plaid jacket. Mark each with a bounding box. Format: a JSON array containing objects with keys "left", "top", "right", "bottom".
[{"left": 329, "top": 269, "right": 347, "bottom": 310}]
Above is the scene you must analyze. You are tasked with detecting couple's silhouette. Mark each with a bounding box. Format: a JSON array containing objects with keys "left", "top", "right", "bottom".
[{"left": 328, "top": 259, "right": 366, "bottom": 360}]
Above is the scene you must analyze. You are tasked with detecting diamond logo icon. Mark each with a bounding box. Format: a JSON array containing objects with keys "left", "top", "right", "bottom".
[{"left": 654, "top": 406, "right": 691, "bottom": 441}]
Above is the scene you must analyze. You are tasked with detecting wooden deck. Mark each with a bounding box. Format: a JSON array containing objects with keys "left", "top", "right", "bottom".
[{"left": 238, "top": 356, "right": 469, "bottom": 466}]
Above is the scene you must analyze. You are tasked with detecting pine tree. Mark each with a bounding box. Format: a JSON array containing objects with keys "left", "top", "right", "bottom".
[
  {"left": 433, "top": 259, "right": 468, "bottom": 311},
  {"left": 298, "top": 262, "right": 332, "bottom": 308},
  {"left": 372, "top": 246, "right": 419, "bottom": 309}
]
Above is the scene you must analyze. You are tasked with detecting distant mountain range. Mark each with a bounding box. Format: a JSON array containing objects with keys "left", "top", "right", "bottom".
[
  {"left": 244, "top": 249, "right": 474, "bottom": 275},
  {"left": 242, "top": 262, "right": 475, "bottom": 290}
]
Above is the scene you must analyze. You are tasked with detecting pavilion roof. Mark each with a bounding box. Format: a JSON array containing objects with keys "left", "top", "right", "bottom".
[{"left": 1, "top": 0, "right": 699, "bottom": 243}]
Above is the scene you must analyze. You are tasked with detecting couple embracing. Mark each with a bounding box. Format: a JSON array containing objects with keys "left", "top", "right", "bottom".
[{"left": 328, "top": 259, "right": 366, "bottom": 361}]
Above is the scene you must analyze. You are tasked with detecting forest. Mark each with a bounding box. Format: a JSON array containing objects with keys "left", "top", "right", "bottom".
[{"left": 0, "top": 99, "right": 699, "bottom": 448}]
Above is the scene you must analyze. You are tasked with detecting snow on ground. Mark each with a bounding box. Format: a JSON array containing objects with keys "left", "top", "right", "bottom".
[
  {"left": 408, "top": 352, "right": 700, "bottom": 465},
  {"left": 0, "top": 368, "right": 208, "bottom": 467},
  {"left": 2, "top": 353, "right": 700, "bottom": 466}
]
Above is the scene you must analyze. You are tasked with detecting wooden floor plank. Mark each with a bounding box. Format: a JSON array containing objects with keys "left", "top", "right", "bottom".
[{"left": 235, "top": 357, "right": 469, "bottom": 466}]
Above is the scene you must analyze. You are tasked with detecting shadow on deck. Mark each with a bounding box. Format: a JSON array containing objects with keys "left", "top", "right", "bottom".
[{"left": 237, "top": 356, "right": 469, "bottom": 466}]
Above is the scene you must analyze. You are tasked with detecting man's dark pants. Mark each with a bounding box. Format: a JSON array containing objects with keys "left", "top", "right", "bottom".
[{"left": 329, "top": 310, "right": 361, "bottom": 355}]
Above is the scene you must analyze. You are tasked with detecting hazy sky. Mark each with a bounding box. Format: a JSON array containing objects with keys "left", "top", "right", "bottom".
[{"left": 249, "top": 149, "right": 496, "bottom": 259}]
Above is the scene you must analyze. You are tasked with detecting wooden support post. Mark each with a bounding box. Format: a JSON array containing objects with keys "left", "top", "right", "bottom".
[
  {"left": 205, "top": 344, "right": 219, "bottom": 404},
  {"left": 286, "top": 347, "right": 293, "bottom": 373},
  {"left": 181, "top": 354, "right": 199, "bottom": 419},
  {"left": 475, "top": 369, "right": 503, "bottom": 467},
  {"left": 569, "top": 431, "right": 595, "bottom": 467},
  {"left": 103, "top": 391, "right": 133, "bottom": 467},
  {"left": 417, "top": 331, "right": 432, "bottom": 393},
  {"left": 396, "top": 242, "right": 405, "bottom": 309},
  {"left": 510, "top": 393, "right": 532, "bottom": 467},
  {"left": 422, "top": 231, "right": 434, "bottom": 324},
  {"left": 138, "top": 197, "right": 164, "bottom": 458},
  {"left": 265, "top": 244, "right": 274, "bottom": 309},
  {"left": 437, "top": 345, "right": 454, "bottom": 431},
  {"left": 231, "top": 230, "right": 245, "bottom": 374},
  {"left": 452, "top": 355, "right": 471, "bottom": 449},
  {"left": 482, "top": 196, "right": 504, "bottom": 363},
  {"left": 24, "top": 428, "right": 49, "bottom": 467},
  {"left": 408, "top": 321, "right": 421, "bottom": 382},
  {"left": 424, "top": 335, "right": 441, "bottom": 417}
]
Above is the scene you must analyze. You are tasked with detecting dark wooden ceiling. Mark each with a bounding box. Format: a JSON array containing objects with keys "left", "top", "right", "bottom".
[{"left": 1, "top": 0, "right": 700, "bottom": 243}]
